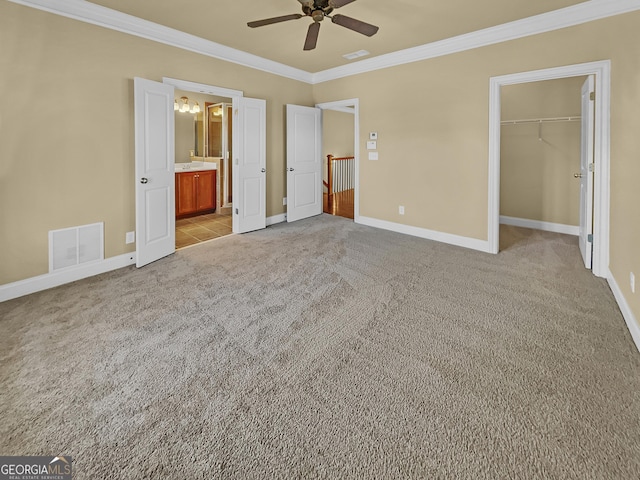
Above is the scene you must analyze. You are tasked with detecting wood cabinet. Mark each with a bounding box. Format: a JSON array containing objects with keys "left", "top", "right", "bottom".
[{"left": 176, "top": 170, "right": 216, "bottom": 218}]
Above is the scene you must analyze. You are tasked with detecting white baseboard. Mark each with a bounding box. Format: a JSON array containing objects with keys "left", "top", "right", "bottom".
[
  {"left": 267, "top": 214, "right": 286, "bottom": 226},
  {"left": 0, "top": 252, "right": 136, "bottom": 303},
  {"left": 357, "top": 216, "right": 492, "bottom": 253},
  {"left": 500, "top": 216, "right": 579, "bottom": 236},
  {"left": 607, "top": 274, "right": 640, "bottom": 353}
]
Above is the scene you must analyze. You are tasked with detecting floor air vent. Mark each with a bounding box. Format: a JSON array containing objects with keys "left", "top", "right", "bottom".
[{"left": 49, "top": 222, "right": 104, "bottom": 273}]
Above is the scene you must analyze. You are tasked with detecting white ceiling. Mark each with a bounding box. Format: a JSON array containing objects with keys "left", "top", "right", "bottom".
[{"left": 88, "top": 0, "right": 588, "bottom": 72}]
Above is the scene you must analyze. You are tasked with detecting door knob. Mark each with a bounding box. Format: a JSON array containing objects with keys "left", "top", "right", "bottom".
[
  {"left": 261, "top": 168, "right": 266, "bottom": 173},
  {"left": 140, "top": 177, "right": 149, "bottom": 184},
  {"left": 288, "top": 168, "right": 295, "bottom": 172},
  {"left": 573, "top": 173, "right": 583, "bottom": 178}
]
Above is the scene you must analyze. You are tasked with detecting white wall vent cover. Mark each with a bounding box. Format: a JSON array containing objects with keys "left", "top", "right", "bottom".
[{"left": 49, "top": 222, "right": 104, "bottom": 273}]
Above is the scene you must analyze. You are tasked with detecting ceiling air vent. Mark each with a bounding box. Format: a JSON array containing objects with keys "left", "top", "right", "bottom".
[{"left": 342, "top": 50, "right": 370, "bottom": 60}]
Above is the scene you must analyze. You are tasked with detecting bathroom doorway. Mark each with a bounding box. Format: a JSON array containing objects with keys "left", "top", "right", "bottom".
[{"left": 174, "top": 89, "right": 233, "bottom": 249}]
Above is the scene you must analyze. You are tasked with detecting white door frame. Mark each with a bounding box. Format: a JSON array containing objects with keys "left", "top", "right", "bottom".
[
  {"left": 315, "top": 98, "right": 360, "bottom": 221},
  {"left": 488, "top": 61, "right": 610, "bottom": 278},
  {"left": 162, "top": 77, "right": 244, "bottom": 233}
]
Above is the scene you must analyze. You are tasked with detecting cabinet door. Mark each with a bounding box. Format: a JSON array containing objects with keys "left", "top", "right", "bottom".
[
  {"left": 176, "top": 172, "right": 197, "bottom": 216},
  {"left": 196, "top": 170, "right": 216, "bottom": 211}
]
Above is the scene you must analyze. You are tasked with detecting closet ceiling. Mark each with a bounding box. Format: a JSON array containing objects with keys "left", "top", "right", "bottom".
[{"left": 89, "top": 0, "right": 588, "bottom": 72}]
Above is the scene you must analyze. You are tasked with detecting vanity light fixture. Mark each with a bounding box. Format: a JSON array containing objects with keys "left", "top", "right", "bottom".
[
  {"left": 175, "top": 96, "right": 200, "bottom": 114},
  {"left": 178, "top": 96, "right": 190, "bottom": 113}
]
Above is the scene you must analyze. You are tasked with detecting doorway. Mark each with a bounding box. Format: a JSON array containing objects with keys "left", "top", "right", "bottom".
[
  {"left": 173, "top": 89, "right": 233, "bottom": 249},
  {"left": 499, "top": 76, "right": 585, "bottom": 236},
  {"left": 488, "top": 61, "right": 611, "bottom": 278},
  {"left": 134, "top": 77, "right": 267, "bottom": 267},
  {"left": 321, "top": 108, "right": 356, "bottom": 219},
  {"left": 317, "top": 99, "right": 360, "bottom": 221},
  {"left": 163, "top": 77, "right": 267, "bottom": 233},
  {"left": 284, "top": 98, "right": 360, "bottom": 225}
]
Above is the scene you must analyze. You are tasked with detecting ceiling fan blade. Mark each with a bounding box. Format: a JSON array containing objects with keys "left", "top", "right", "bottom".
[
  {"left": 331, "top": 14, "right": 379, "bottom": 37},
  {"left": 248, "top": 14, "right": 303, "bottom": 28},
  {"left": 329, "top": 0, "right": 357, "bottom": 8},
  {"left": 304, "top": 22, "right": 321, "bottom": 51}
]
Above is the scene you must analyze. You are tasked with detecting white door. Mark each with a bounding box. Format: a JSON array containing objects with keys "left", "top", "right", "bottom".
[
  {"left": 134, "top": 78, "right": 175, "bottom": 267},
  {"left": 235, "top": 97, "right": 267, "bottom": 233},
  {"left": 286, "top": 105, "right": 322, "bottom": 222},
  {"left": 579, "top": 76, "right": 595, "bottom": 269}
]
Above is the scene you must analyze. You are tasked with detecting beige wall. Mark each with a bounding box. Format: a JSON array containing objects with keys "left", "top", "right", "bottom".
[
  {"left": 322, "top": 110, "right": 354, "bottom": 183},
  {"left": 0, "top": 1, "right": 313, "bottom": 285},
  {"left": 500, "top": 77, "right": 584, "bottom": 225},
  {"left": 313, "top": 12, "right": 640, "bottom": 323}
]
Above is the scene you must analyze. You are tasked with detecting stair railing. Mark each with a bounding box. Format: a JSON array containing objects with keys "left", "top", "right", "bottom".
[{"left": 324, "top": 154, "right": 355, "bottom": 205}]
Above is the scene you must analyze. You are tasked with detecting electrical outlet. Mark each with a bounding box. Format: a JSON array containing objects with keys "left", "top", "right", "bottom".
[
  {"left": 126, "top": 231, "right": 135, "bottom": 244},
  {"left": 283, "top": 197, "right": 287, "bottom": 206},
  {"left": 399, "top": 206, "right": 405, "bottom": 215},
  {"left": 631, "top": 272, "right": 636, "bottom": 294}
]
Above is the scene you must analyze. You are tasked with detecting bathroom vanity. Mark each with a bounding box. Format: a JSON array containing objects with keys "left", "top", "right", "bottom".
[{"left": 175, "top": 162, "right": 217, "bottom": 218}]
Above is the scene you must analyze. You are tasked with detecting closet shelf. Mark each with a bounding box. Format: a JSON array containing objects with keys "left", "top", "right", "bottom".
[{"left": 501, "top": 116, "right": 581, "bottom": 125}]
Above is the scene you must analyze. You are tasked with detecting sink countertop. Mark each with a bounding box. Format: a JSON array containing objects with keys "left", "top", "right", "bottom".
[{"left": 175, "top": 161, "right": 217, "bottom": 172}]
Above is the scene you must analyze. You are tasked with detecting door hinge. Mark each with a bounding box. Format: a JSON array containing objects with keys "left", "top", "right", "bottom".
[
  {"left": 587, "top": 233, "right": 593, "bottom": 243},
  {"left": 590, "top": 91, "right": 595, "bottom": 101},
  {"left": 589, "top": 163, "right": 594, "bottom": 172},
  {"left": 235, "top": 208, "right": 239, "bottom": 215}
]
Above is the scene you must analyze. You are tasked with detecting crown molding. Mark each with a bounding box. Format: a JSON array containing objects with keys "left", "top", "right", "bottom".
[
  {"left": 8, "top": 0, "right": 640, "bottom": 85},
  {"left": 7, "top": 0, "right": 314, "bottom": 84},
  {"left": 311, "top": 0, "right": 640, "bottom": 83}
]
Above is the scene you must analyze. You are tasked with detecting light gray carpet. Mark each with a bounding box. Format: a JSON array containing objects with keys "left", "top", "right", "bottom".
[{"left": 1, "top": 215, "right": 639, "bottom": 479}]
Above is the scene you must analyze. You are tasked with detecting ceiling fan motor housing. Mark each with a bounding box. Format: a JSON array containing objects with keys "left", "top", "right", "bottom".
[{"left": 311, "top": 10, "right": 325, "bottom": 22}]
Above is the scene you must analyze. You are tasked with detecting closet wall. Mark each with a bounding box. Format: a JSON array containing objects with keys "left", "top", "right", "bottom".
[{"left": 500, "top": 76, "right": 586, "bottom": 227}]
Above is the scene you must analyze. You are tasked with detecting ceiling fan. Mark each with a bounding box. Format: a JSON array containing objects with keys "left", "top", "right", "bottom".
[{"left": 248, "top": 0, "right": 379, "bottom": 51}]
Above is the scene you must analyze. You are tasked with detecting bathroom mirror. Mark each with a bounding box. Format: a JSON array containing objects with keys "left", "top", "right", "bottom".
[{"left": 175, "top": 112, "right": 198, "bottom": 162}]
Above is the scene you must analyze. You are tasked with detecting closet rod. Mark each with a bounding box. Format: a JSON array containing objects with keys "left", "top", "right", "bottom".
[{"left": 501, "top": 116, "right": 581, "bottom": 125}]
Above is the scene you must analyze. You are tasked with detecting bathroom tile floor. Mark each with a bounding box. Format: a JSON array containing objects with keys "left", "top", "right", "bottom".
[{"left": 176, "top": 211, "right": 233, "bottom": 249}]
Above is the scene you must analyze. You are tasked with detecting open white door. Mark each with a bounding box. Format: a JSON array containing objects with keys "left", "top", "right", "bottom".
[
  {"left": 236, "top": 97, "right": 267, "bottom": 233},
  {"left": 286, "top": 104, "right": 322, "bottom": 223},
  {"left": 134, "top": 78, "right": 175, "bottom": 267},
  {"left": 579, "top": 76, "right": 595, "bottom": 269}
]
